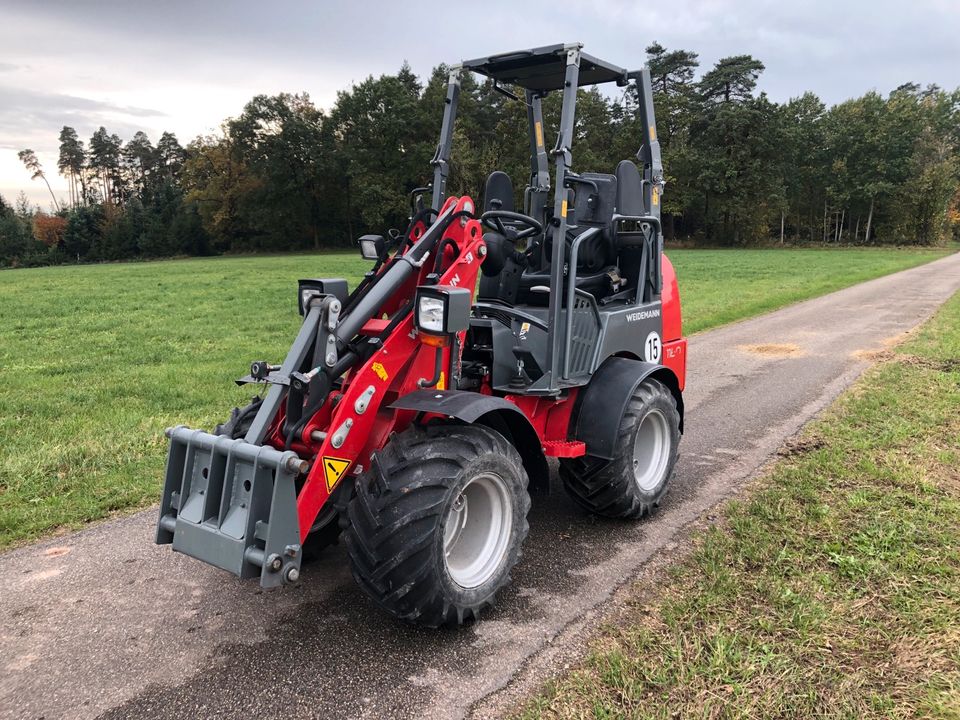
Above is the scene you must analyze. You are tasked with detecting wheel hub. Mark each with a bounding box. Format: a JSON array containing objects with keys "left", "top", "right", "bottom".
[
  {"left": 632, "top": 408, "right": 671, "bottom": 492},
  {"left": 442, "top": 472, "right": 513, "bottom": 589}
]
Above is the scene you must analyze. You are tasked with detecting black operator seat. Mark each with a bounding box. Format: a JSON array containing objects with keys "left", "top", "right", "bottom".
[
  {"left": 513, "top": 172, "right": 620, "bottom": 307},
  {"left": 483, "top": 170, "right": 515, "bottom": 213}
]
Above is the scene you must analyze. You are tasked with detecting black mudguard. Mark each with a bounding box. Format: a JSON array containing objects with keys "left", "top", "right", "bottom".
[
  {"left": 571, "top": 356, "right": 684, "bottom": 461},
  {"left": 390, "top": 390, "right": 550, "bottom": 491}
]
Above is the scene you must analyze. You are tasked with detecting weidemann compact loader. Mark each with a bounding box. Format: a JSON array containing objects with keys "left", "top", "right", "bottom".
[{"left": 156, "top": 43, "right": 687, "bottom": 627}]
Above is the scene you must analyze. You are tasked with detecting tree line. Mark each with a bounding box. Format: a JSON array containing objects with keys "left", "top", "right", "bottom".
[{"left": 3, "top": 43, "right": 958, "bottom": 267}]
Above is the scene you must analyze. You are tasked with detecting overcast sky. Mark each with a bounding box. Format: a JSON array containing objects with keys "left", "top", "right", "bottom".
[{"left": 2, "top": 0, "right": 958, "bottom": 207}]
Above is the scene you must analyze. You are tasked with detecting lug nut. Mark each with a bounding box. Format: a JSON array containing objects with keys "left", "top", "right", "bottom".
[
  {"left": 284, "top": 566, "right": 300, "bottom": 583},
  {"left": 266, "top": 553, "right": 282, "bottom": 572}
]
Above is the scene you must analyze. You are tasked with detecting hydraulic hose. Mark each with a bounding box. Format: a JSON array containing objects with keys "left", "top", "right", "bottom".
[{"left": 432, "top": 238, "right": 461, "bottom": 275}]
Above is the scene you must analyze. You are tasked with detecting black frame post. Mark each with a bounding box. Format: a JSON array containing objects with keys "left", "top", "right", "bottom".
[
  {"left": 523, "top": 90, "right": 551, "bottom": 232},
  {"left": 633, "top": 66, "right": 663, "bottom": 221},
  {"left": 543, "top": 44, "right": 582, "bottom": 394},
  {"left": 431, "top": 65, "right": 462, "bottom": 210},
  {"left": 525, "top": 90, "right": 551, "bottom": 195},
  {"left": 633, "top": 66, "right": 665, "bottom": 296}
]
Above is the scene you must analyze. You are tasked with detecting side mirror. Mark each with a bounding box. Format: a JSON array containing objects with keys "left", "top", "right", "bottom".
[{"left": 358, "top": 234, "right": 386, "bottom": 261}]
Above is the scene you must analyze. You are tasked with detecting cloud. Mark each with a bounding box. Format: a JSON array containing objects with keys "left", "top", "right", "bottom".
[
  {"left": 0, "top": 86, "right": 166, "bottom": 151},
  {"left": 0, "top": 86, "right": 164, "bottom": 120},
  {"left": 0, "top": 0, "right": 958, "bottom": 201}
]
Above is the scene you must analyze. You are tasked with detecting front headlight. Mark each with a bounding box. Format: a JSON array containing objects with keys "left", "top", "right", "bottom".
[
  {"left": 417, "top": 295, "right": 446, "bottom": 333},
  {"left": 413, "top": 286, "right": 473, "bottom": 338},
  {"left": 300, "top": 287, "right": 318, "bottom": 313}
]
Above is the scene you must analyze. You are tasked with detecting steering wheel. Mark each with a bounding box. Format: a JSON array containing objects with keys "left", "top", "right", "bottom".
[{"left": 480, "top": 210, "right": 543, "bottom": 241}]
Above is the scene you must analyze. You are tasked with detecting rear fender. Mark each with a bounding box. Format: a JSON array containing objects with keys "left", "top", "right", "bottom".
[
  {"left": 390, "top": 390, "right": 550, "bottom": 491},
  {"left": 572, "top": 356, "right": 684, "bottom": 461}
]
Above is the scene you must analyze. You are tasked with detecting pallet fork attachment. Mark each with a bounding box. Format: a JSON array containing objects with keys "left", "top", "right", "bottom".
[{"left": 156, "top": 427, "right": 306, "bottom": 588}]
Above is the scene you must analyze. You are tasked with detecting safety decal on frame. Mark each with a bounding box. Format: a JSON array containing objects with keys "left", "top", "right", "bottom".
[
  {"left": 371, "top": 362, "right": 389, "bottom": 381},
  {"left": 323, "top": 456, "right": 351, "bottom": 492}
]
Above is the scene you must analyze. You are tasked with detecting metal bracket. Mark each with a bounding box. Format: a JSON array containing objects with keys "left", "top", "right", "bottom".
[
  {"left": 322, "top": 296, "right": 341, "bottom": 367},
  {"left": 353, "top": 385, "right": 376, "bottom": 415}
]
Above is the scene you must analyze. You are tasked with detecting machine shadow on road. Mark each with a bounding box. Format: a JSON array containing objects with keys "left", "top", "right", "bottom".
[{"left": 101, "top": 474, "right": 655, "bottom": 719}]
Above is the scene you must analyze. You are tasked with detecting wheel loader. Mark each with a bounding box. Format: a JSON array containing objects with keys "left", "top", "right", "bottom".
[{"left": 156, "top": 43, "right": 687, "bottom": 627}]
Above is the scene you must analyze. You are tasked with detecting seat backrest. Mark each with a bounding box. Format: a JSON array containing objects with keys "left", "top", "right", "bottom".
[
  {"left": 568, "top": 226, "right": 614, "bottom": 273},
  {"left": 483, "top": 171, "right": 515, "bottom": 212},
  {"left": 614, "top": 160, "right": 645, "bottom": 216}
]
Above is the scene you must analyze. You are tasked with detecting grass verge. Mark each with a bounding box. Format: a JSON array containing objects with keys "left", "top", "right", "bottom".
[
  {"left": 517, "top": 291, "right": 960, "bottom": 719},
  {"left": 0, "top": 246, "right": 951, "bottom": 548}
]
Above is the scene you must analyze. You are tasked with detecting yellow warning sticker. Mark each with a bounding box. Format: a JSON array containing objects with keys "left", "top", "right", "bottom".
[
  {"left": 371, "top": 362, "right": 388, "bottom": 381},
  {"left": 535, "top": 120, "right": 544, "bottom": 148},
  {"left": 651, "top": 186, "right": 660, "bottom": 206},
  {"left": 437, "top": 371, "right": 446, "bottom": 390},
  {"left": 649, "top": 125, "right": 657, "bottom": 141},
  {"left": 561, "top": 200, "right": 568, "bottom": 217},
  {"left": 322, "top": 456, "right": 351, "bottom": 492}
]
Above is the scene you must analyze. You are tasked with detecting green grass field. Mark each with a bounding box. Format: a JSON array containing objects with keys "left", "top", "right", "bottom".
[
  {"left": 0, "top": 246, "right": 951, "bottom": 548},
  {"left": 518, "top": 292, "right": 960, "bottom": 719}
]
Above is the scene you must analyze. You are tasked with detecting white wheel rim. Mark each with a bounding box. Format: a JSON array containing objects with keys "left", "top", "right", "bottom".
[
  {"left": 632, "top": 409, "right": 671, "bottom": 492},
  {"left": 443, "top": 472, "right": 513, "bottom": 589}
]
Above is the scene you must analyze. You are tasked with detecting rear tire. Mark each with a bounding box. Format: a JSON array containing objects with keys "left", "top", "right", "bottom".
[
  {"left": 561, "top": 377, "right": 680, "bottom": 519},
  {"left": 344, "top": 424, "right": 530, "bottom": 627}
]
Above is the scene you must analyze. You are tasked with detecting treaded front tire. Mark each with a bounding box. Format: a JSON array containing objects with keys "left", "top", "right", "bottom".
[
  {"left": 560, "top": 377, "right": 680, "bottom": 519},
  {"left": 344, "top": 424, "right": 530, "bottom": 627}
]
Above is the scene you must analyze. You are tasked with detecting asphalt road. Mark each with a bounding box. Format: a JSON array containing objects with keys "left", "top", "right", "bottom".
[{"left": 3, "top": 252, "right": 959, "bottom": 720}]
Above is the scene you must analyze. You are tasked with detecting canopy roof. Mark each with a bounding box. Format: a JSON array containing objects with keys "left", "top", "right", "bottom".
[{"left": 461, "top": 43, "right": 630, "bottom": 91}]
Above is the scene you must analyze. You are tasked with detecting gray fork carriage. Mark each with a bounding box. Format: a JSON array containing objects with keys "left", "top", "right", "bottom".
[{"left": 156, "top": 426, "right": 305, "bottom": 587}]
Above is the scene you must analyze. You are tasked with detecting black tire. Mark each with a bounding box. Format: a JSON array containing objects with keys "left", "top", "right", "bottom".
[
  {"left": 561, "top": 377, "right": 680, "bottom": 519},
  {"left": 216, "top": 396, "right": 341, "bottom": 558},
  {"left": 301, "top": 507, "right": 342, "bottom": 561},
  {"left": 213, "top": 396, "right": 262, "bottom": 439},
  {"left": 344, "top": 424, "right": 530, "bottom": 627}
]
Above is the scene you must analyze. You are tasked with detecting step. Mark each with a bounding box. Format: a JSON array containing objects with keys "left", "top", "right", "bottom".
[{"left": 542, "top": 440, "right": 587, "bottom": 458}]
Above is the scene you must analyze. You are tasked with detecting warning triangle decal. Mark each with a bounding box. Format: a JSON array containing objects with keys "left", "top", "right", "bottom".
[{"left": 322, "top": 456, "right": 351, "bottom": 491}]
